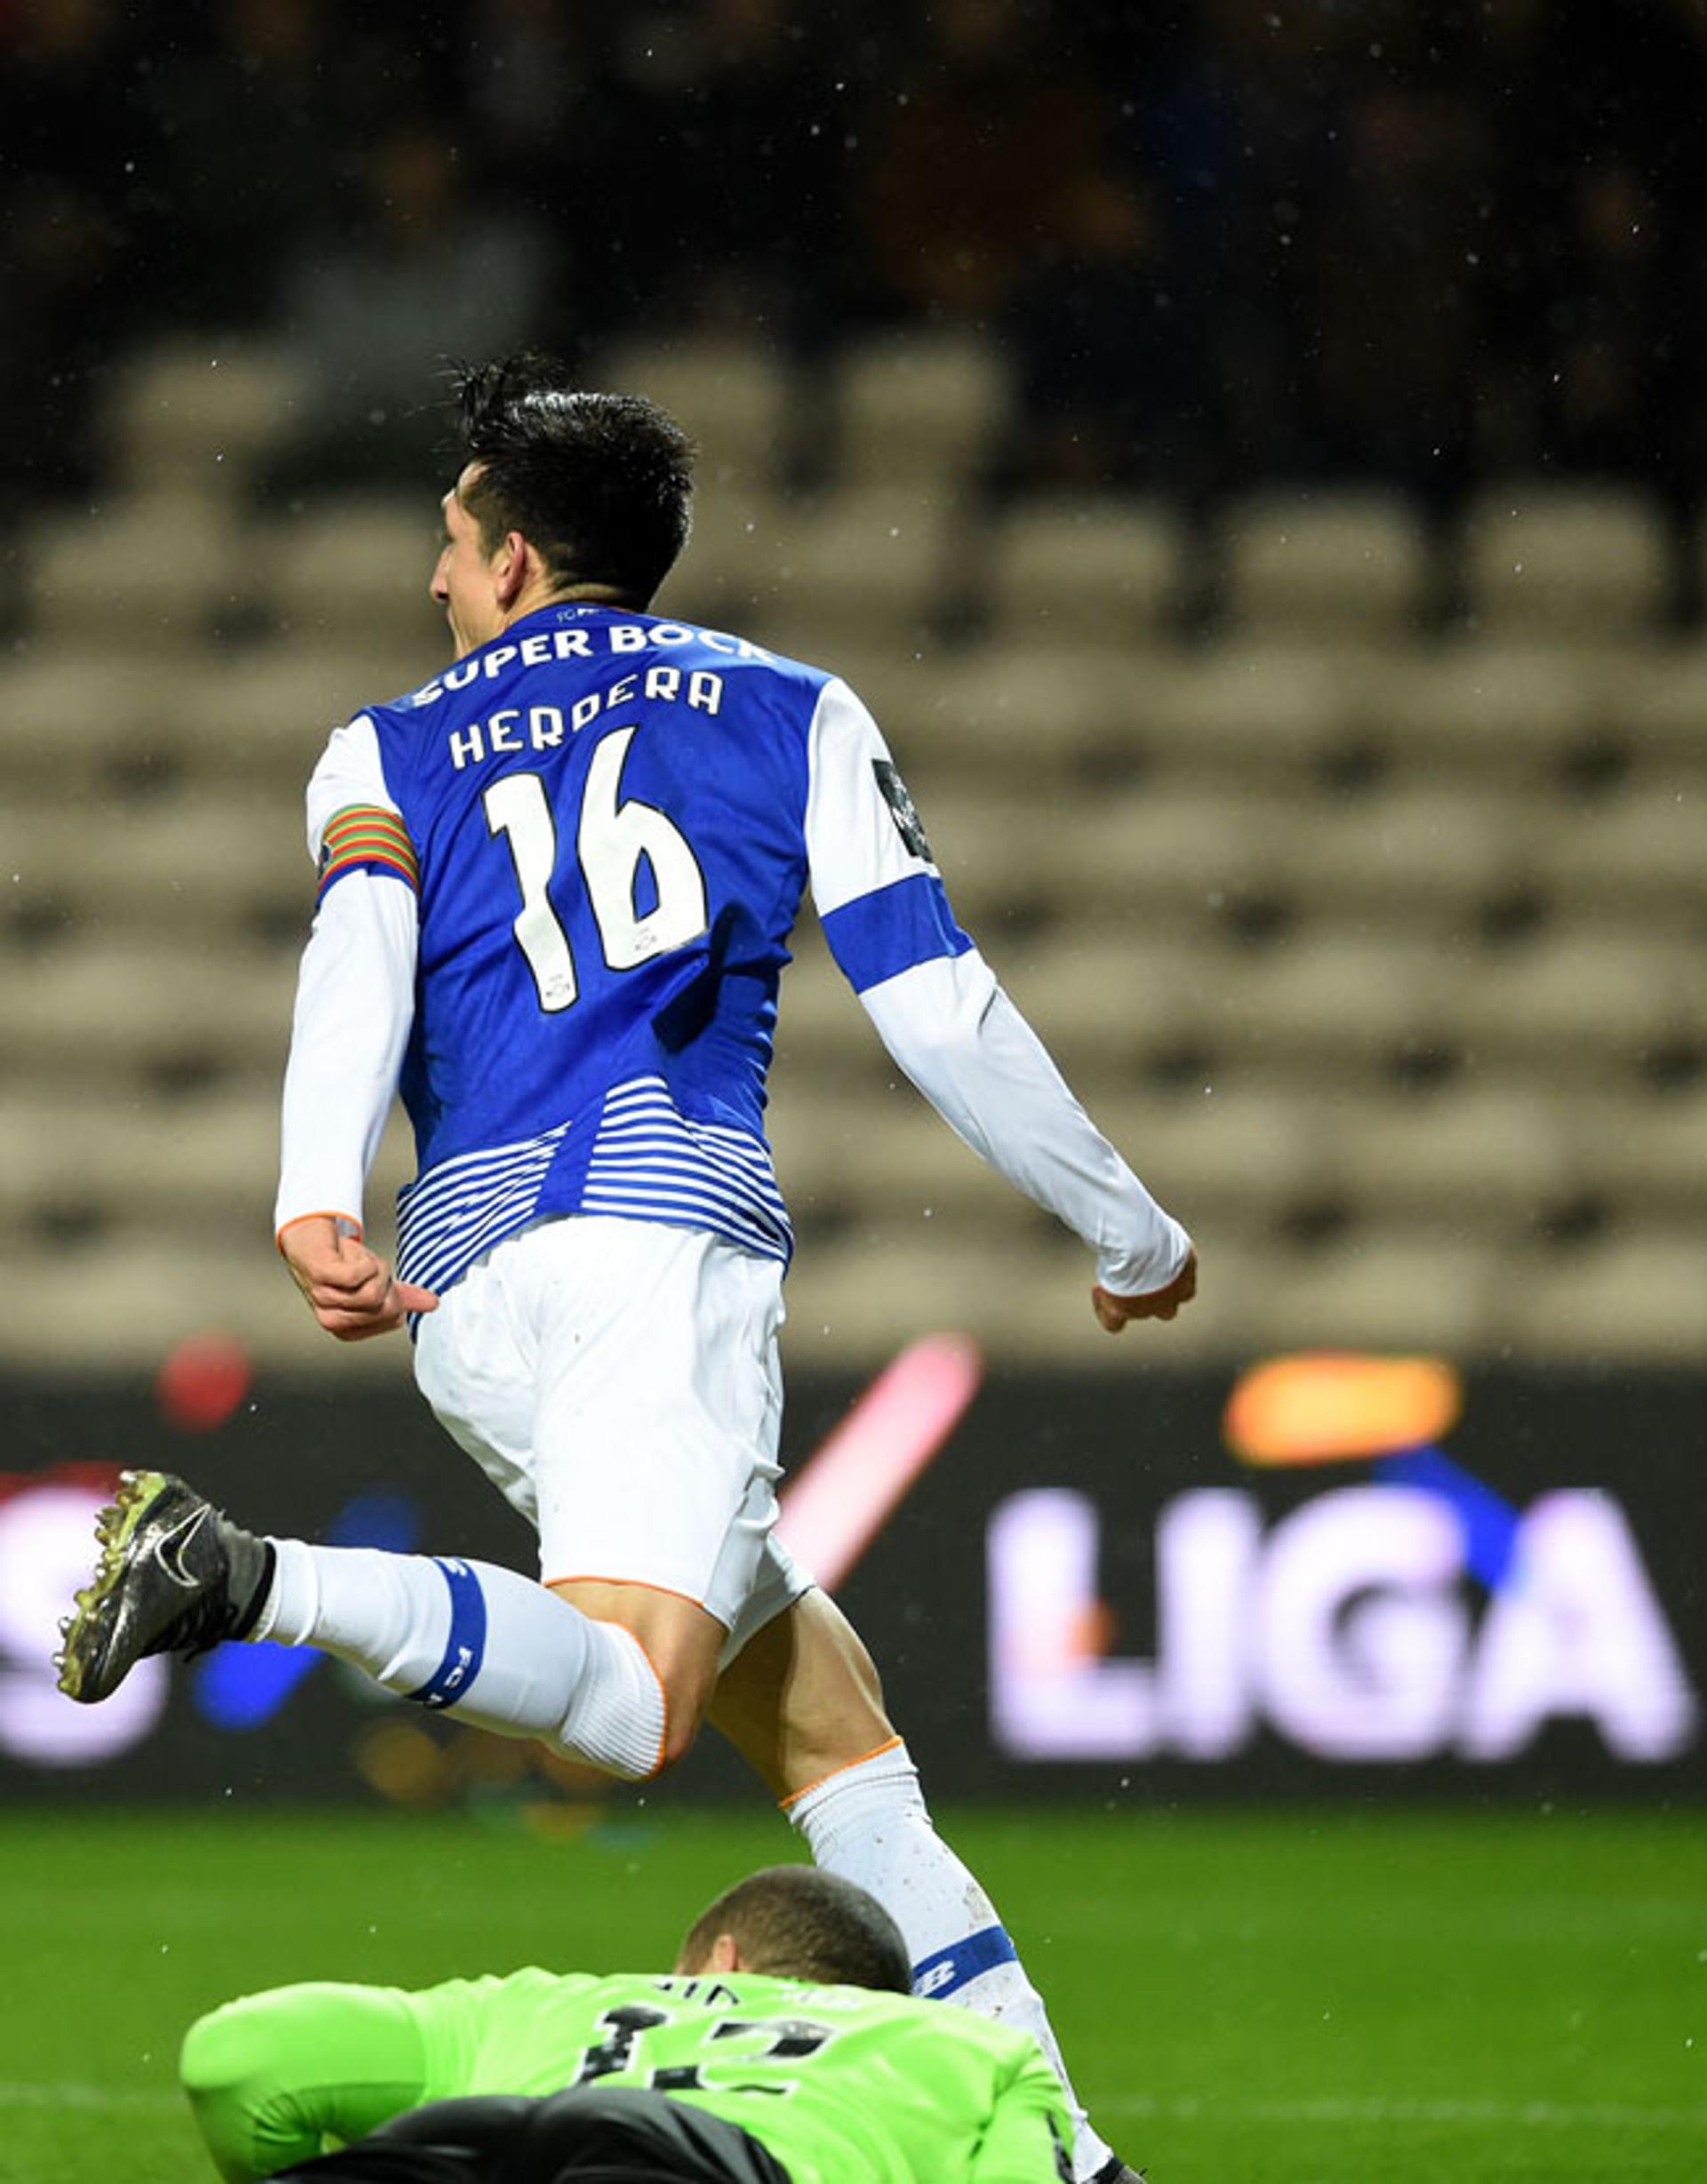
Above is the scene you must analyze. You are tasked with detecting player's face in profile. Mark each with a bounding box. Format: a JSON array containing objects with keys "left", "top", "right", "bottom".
[{"left": 430, "top": 467, "right": 505, "bottom": 659}]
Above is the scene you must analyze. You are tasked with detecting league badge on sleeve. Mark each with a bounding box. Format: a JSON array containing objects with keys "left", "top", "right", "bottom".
[{"left": 873, "top": 760, "right": 934, "bottom": 861}]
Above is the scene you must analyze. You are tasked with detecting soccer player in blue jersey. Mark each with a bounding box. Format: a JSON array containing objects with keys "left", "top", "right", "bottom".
[{"left": 60, "top": 354, "right": 1194, "bottom": 2184}]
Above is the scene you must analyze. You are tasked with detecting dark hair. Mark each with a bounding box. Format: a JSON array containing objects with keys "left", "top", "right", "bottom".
[
  {"left": 678, "top": 1867, "right": 913, "bottom": 1995},
  {"left": 449, "top": 353, "right": 694, "bottom": 607}
]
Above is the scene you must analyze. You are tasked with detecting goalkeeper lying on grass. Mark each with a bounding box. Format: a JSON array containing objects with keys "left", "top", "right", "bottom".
[{"left": 180, "top": 1864, "right": 1076, "bottom": 2183}]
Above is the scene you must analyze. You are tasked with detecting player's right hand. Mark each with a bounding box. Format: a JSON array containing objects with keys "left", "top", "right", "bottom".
[
  {"left": 1092, "top": 1247, "right": 1198, "bottom": 1332},
  {"left": 277, "top": 1214, "right": 439, "bottom": 1340}
]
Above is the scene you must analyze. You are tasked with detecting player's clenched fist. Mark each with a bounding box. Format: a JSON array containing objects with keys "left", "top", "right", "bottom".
[
  {"left": 1092, "top": 1247, "right": 1198, "bottom": 1332},
  {"left": 278, "top": 1214, "right": 438, "bottom": 1340}
]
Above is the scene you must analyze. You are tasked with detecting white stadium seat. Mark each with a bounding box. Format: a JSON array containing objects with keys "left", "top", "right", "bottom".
[
  {"left": 988, "top": 495, "right": 1188, "bottom": 643},
  {"left": 25, "top": 492, "right": 257, "bottom": 648},
  {"left": 1141, "top": 643, "right": 1366, "bottom": 782},
  {"left": 833, "top": 330, "right": 1013, "bottom": 489},
  {"left": 1364, "top": 640, "right": 1608, "bottom": 778},
  {"left": 743, "top": 484, "right": 956, "bottom": 649},
  {"left": 1217, "top": 487, "right": 1434, "bottom": 638},
  {"left": 262, "top": 494, "right": 446, "bottom": 645},
  {"left": 1458, "top": 481, "right": 1674, "bottom": 638},
  {"left": 0, "top": 939, "right": 292, "bottom": 1084},
  {"left": 1499, "top": 1231, "right": 1707, "bottom": 1365},
  {"left": 100, "top": 332, "right": 317, "bottom": 495},
  {"left": 1448, "top": 923, "right": 1703, "bottom": 1076}
]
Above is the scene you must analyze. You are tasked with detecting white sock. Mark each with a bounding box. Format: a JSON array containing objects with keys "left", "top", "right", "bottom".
[
  {"left": 252, "top": 1540, "right": 665, "bottom": 1780},
  {"left": 785, "top": 1739, "right": 1113, "bottom": 2181}
]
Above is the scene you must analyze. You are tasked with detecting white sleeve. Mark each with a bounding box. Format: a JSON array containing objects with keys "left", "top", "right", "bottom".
[
  {"left": 804, "top": 676, "right": 973, "bottom": 994},
  {"left": 275, "top": 875, "right": 417, "bottom": 1239},
  {"left": 859, "top": 949, "right": 1192, "bottom": 1297},
  {"left": 805, "top": 677, "right": 938, "bottom": 917},
  {"left": 303, "top": 714, "right": 399, "bottom": 860},
  {"left": 275, "top": 716, "right": 416, "bottom": 1240}
]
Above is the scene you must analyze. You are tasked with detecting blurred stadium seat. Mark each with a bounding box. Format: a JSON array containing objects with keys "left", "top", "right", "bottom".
[
  {"left": 1249, "top": 1231, "right": 1503, "bottom": 1356},
  {"left": 1089, "top": 1084, "right": 1332, "bottom": 1236},
  {"left": 173, "top": 644, "right": 438, "bottom": 790},
  {"left": 0, "top": 938, "right": 291, "bottom": 1087},
  {"left": 1190, "top": 932, "right": 1463, "bottom": 1076},
  {"left": 745, "top": 484, "right": 956, "bottom": 649},
  {"left": 1240, "top": 781, "right": 1535, "bottom": 932},
  {"left": 1565, "top": 1087, "right": 1707, "bottom": 1217},
  {"left": 1531, "top": 783, "right": 1707, "bottom": 916},
  {"left": 1498, "top": 1231, "right": 1707, "bottom": 1365},
  {"left": 661, "top": 487, "right": 795, "bottom": 629},
  {"left": 832, "top": 329, "right": 1013, "bottom": 489},
  {"left": 100, "top": 333, "right": 317, "bottom": 497},
  {"left": 899, "top": 641, "right": 1150, "bottom": 785},
  {"left": 0, "top": 1237, "right": 333, "bottom": 1373},
  {"left": 0, "top": 784, "right": 307, "bottom": 942},
  {"left": 0, "top": 1085, "right": 276, "bottom": 1232},
  {"left": 1320, "top": 1084, "right": 1575, "bottom": 1227},
  {"left": 986, "top": 495, "right": 1188, "bottom": 642},
  {"left": 1215, "top": 488, "right": 1434, "bottom": 639},
  {"left": 1458, "top": 482, "right": 1675, "bottom": 637},
  {"left": 1618, "top": 641, "right": 1707, "bottom": 757},
  {"left": 1030, "top": 780, "right": 1267, "bottom": 923},
  {"left": 262, "top": 494, "right": 446, "bottom": 645},
  {"left": 1365, "top": 640, "right": 1611, "bottom": 780},
  {"left": 1448, "top": 923, "right": 1703, "bottom": 1077},
  {"left": 1141, "top": 643, "right": 1368, "bottom": 782},
  {"left": 24, "top": 492, "right": 256, "bottom": 648},
  {"left": 0, "top": 652, "right": 181, "bottom": 795}
]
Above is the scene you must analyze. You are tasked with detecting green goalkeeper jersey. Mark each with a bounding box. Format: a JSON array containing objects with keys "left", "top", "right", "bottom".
[{"left": 181, "top": 1964, "right": 1073, "bottom": 2184}]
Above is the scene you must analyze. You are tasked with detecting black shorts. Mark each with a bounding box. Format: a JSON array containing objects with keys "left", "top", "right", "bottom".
[{"left": 275, "top": 2084, "right": 794, "bottom": 2184}]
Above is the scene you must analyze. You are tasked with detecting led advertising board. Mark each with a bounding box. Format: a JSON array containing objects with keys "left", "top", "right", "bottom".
[{"left": 0, "top": 1355, "right": 1698, "bottom": 1803}]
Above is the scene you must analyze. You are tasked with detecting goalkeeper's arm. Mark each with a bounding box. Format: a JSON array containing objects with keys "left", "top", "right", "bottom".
[{"left": 180, "top": 1982, "right": 432, "bottom": 2181}]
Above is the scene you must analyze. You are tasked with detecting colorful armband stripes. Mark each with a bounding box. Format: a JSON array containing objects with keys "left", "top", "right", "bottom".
[{"left": 317, "top": 805, "right": 420, "bottom": 900}]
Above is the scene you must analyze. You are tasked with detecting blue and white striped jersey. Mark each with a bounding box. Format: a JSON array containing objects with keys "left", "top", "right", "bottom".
[{"left": 302, "top": 603, "right": 971, "bottom": 1300}]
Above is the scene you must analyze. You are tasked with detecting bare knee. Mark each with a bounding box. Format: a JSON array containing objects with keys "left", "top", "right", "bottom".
[
  {"left": 649, "top": 1660, "right": 716, "bottom": 1773},
  {"left": 549, "top": 1576, "right": 725, "bottom": 1781}
]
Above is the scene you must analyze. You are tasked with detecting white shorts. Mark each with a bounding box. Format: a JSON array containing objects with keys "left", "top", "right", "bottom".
[{"left": 413, "top": 1215, "right": 813, "bottom": 1665}]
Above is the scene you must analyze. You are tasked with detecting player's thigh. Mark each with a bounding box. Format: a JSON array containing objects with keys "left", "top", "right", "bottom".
[
  {"left": 527, "top": 1218, "right": 787, "bottom": 1620},
  {"left": 709, "top": 1586, "right": 898, "bottom": 1803},
  {"left": 413, "top": 1242, "right": 543, "bottom": 1537},
  {"left": 418, "top": 1217, "right": 787, "bottom": 1630}
]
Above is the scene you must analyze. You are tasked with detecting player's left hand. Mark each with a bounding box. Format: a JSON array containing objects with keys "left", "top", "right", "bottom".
[
  {"left": 1092, "top": 1247, "right": 1198, "bottom": 1332},
  {"left": 279, "top": 1215, "right": 439, "bottom": 1341}
]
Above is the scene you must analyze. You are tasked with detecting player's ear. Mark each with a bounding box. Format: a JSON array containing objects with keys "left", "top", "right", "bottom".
[
  {"left": 671, "top": 1930, "right": 744, "bottom": 1975},
  {"left": 492, "top": 529, "right": 530, "bottom": 606}
]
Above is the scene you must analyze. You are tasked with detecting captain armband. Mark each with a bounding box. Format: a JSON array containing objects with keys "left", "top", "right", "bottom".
[{"left": 316, "top": 807, "right": 421, "bottom": 901}]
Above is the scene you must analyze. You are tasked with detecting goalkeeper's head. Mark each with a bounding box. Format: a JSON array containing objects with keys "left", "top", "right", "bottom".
[
  {"left": 442, "top": 351, "right": 695, "bottom": 620},
  {"left": 674, "top": 1866, "right": 913, "bottom": 1994}
]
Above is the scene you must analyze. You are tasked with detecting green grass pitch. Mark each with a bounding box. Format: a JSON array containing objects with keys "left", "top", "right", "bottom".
[{"left": 1, "top": 1802, "right": 1701, "bottom": 2182}]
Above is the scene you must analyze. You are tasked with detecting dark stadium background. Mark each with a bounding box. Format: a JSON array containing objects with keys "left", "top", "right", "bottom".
[{"left": 2, "top": 5, "right": 1703, "bottom": 2180}]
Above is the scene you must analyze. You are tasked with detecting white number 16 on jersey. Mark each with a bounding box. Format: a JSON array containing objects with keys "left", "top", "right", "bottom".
[{"left": 484, "top": 725, "right": 709, "bottom": 1013}]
